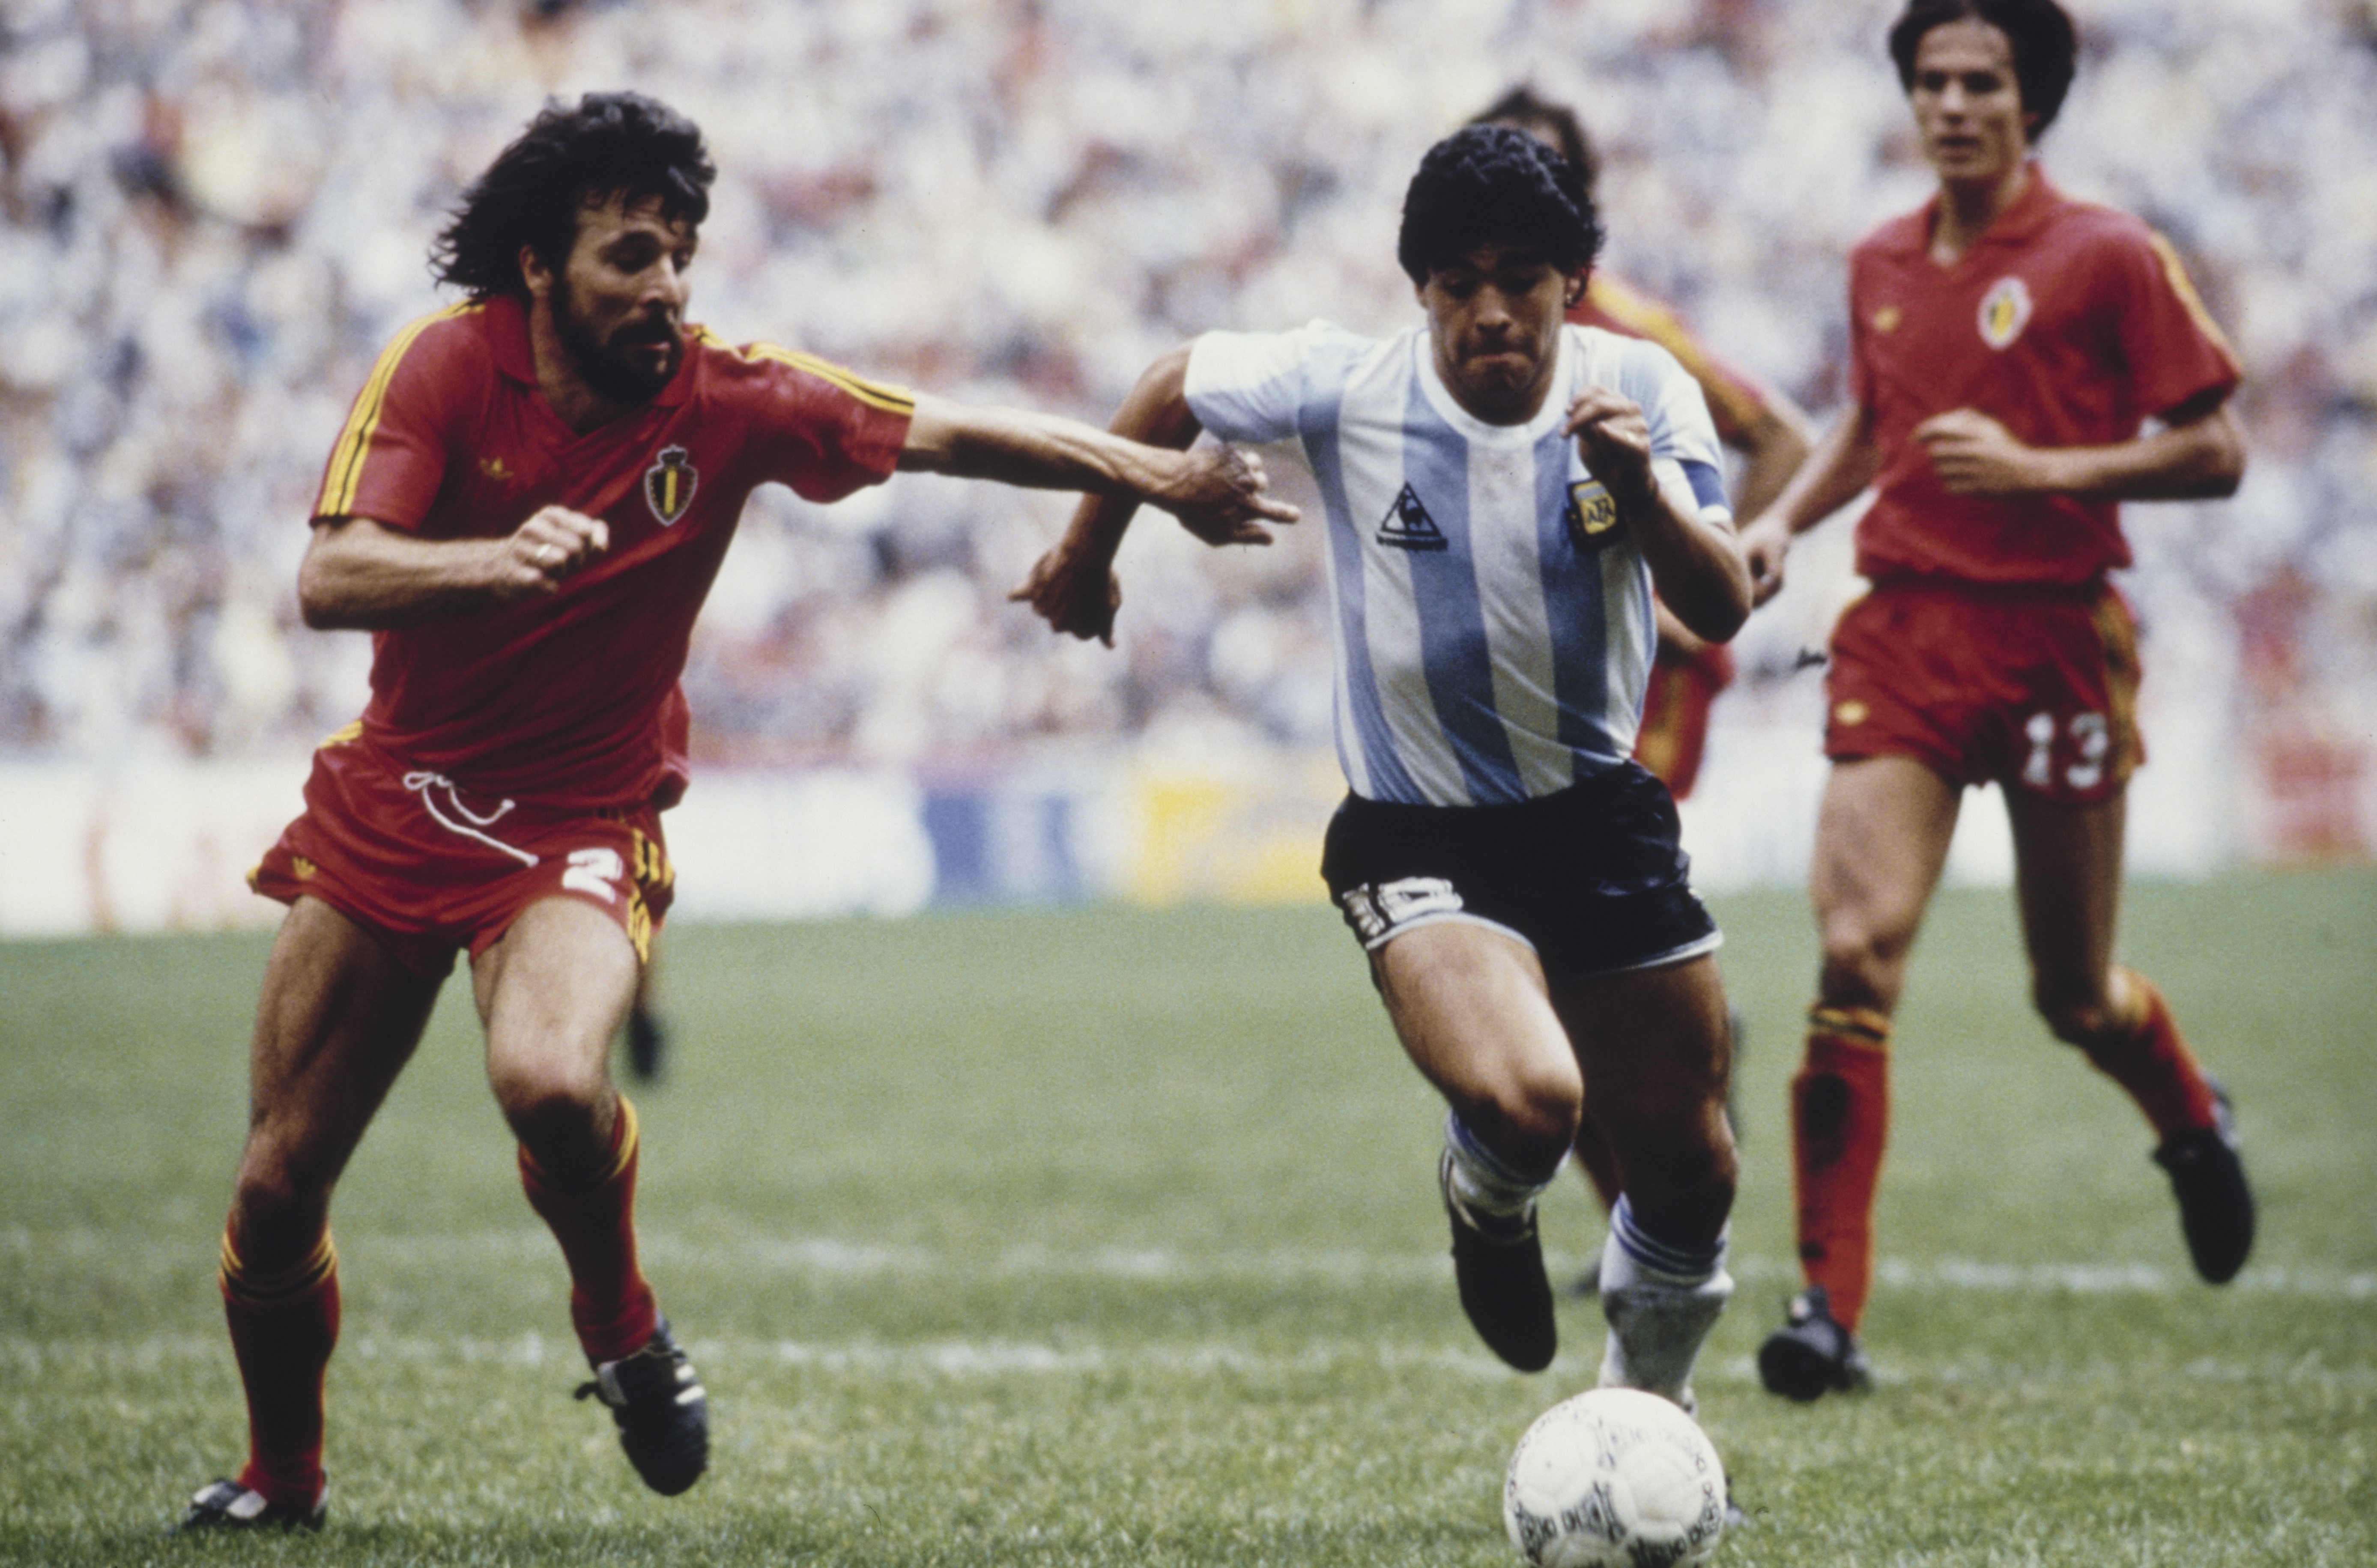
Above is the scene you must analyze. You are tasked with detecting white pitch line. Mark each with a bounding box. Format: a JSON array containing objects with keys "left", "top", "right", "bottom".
[
  {"left": 3, "top": 1225, "right": 2372, "bottom": 1301},
  {"left": 5, "top": 1332, "right": 2374, "bottom": 1395}
]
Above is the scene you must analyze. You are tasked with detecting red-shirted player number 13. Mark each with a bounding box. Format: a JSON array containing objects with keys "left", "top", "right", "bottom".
[{"left": 2022, "top": 709, "right": 2110, "bottom": 795}]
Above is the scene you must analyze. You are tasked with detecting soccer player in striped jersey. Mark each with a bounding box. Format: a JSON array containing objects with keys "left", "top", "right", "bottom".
[
  {"left": 1019, "top": 126, "right": 1751, "bottom": 1408},
  {"left": 182, "top": 91, "right": 1295, "bottom": 1532},
  {"left": 1737, "top": 0, "right": 2254, "bottom": 1402},
  {"left": 1475, "top": 85, "right": 1813, "bottom": 1229}
]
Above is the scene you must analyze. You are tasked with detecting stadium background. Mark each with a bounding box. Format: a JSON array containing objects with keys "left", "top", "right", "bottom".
[{"left": 2, "top": 0, "right": 2372, "bottom": 934}]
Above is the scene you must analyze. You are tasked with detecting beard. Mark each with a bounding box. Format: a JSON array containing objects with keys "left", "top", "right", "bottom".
[{"left": 553, "top": 275, "right": 683, "bottom": 407}]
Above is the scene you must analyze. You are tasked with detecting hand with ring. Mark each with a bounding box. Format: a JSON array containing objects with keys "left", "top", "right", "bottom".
[{"left": 500, "top": 506, "right": 610, "bottom": 599}]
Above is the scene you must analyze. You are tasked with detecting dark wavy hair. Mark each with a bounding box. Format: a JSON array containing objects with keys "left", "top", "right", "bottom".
[
  {"left": 1887, "top": 0, "right": 2078, "bottom": 137},
  {"left": 431, "top": 92, "right": 716, "bottom": 299},
  {"left": 1469, "top": 84, "right": 1600, "bottom": 200},
  {"left": 1397, "top": 125, "right": 1602, "bottom": 287}
]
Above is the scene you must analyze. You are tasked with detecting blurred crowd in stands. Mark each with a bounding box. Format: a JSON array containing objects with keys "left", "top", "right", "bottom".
[{"left": 3, "top": 0, "right": 2372, "bottom": 847}]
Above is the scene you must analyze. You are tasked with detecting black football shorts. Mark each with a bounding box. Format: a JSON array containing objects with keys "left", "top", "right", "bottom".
[{"left": 1320, "top": 760, "right": 1719, "bottom": 981}]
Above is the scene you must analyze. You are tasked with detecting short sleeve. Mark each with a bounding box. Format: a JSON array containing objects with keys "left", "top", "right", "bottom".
[
  {"left": 314, "top": 308, "right": 466, "bottom": 531},
  {"left": 2115, "top": 229, "right": 2241, "bottom": 419},
  {"left": 1184, "top": 322, "right": 1347, "bottom": 445},
  {"left": 1613, "top": 334, "right": 1729, "bottom": 521},
  {"left": 738, "top": 346, "right": 915, "bottom": 502},
  {"left": 1846, "top": 261, "right": 1878, "bottom": 419}
]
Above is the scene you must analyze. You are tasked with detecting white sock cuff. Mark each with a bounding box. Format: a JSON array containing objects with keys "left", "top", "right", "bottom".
[{"left": 1444, "top": 1111, "right": 1555, "bottom": 1217}]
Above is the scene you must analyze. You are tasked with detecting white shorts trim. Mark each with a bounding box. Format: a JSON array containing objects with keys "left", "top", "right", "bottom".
[
  {"left": 1365, "top": 914, "right": 1720, "bottom": 979},
  {"left": 1593, "top": 927, "right": 1724, "bottom": 977},
  {"left": 1356, "top": 906, "right": 1534, "bottom": 957}
]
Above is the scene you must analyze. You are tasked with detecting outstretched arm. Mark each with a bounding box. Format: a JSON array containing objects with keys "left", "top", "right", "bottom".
[
  {"left": 899, "top": 373, "right": 1292, "bottom": 548},
  {"left": 1007, "top": 343, "right": 1251, "bottom": 646},
  {"left": 1736, "top": 406, "right": 1885, "bottom": 606},
  {"left": 298, "top": 508, "right": 609, "bottom": 630}
]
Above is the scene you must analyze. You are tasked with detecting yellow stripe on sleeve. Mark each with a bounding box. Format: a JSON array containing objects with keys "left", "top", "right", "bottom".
[
  {"left": 2145, "top": 230, "right": 2240, "bottom": 369},
  {"left": 728, "top": 335, "right": 916, "bottom": 416},
  {"left": 315, "top": 303, "right": 478, "bottom": 518}
]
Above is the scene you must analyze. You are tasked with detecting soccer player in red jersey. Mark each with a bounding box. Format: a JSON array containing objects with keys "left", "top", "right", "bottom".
[
  {"left": 1476, "top": 88, "right": 1811, "bottom": 1221},
  {"left": 1735, "top": 0, "right": 2254, "bottom": 1401},
  {"left": 181, "top": 92, "right": 1296, "bottom": 1531}
]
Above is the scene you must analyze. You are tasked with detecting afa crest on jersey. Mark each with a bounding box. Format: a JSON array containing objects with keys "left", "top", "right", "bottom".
[
  {"left": 1565, "top": 480, "right": 1619, "bottom": 550},
  {"left": 1977, "top": 276, "right": 2034, "bottom": 350},
  {"left": 643, "top": 445, "right": 698, "bottom": 527}
]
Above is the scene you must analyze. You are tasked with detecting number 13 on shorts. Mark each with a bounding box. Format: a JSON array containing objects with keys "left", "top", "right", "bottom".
[{"left": 2021, "top": 708, "right": 2112, "bottom": 796}]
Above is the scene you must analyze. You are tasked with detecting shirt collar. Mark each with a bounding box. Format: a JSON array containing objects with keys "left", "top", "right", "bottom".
[
  {"left": 1893, "top": 161, "right": 2064, "bottom": 258},
  {"left": 1975, "top": 163, "right": 2063, "bottom": 246}
]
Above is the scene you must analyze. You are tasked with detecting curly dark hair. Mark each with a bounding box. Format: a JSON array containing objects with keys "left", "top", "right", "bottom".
[
  {"left": 1469, "top": 84, "right": 1600, "bottom": 200},
  {"left": 1887, "top": 0, "right": 2078, "bottom": 138},
  {"left": 1396, "top": 125, "right": 1603, "bottom": 287},
  {"left": 431, "top": 91, "right": 716, "bottom": 299}
]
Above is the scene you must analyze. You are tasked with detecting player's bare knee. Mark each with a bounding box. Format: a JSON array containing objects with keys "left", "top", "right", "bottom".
[
  {"left": 490, "top": 1056, "right": 609, "bottom": 1143},
  {"left": 1817, "top": 930, "right": 1902, "bottom": 1014},
  {"left": 230, "top": 1136, "right": 331, "bottom": 1237},
  {"left": 1462, "top": 1073, "right": 1580, "bottom": 1176}
]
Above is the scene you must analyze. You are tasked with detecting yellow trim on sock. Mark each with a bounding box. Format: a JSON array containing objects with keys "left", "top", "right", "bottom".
[
  {"left": 220, "top": 1228, "right": 336, "bottom": 1305},
  {"left": 1809, "top": 1006, "right": 1893, "bottom": 1048},
  {"left": 520, "top": 1095, "right": 639, "bottom": 1193},
  {"left": 2111, "top": 966, "right": 2165, "bottom": 1038},
  {"left": 600, "top": 1095, "right": 640, "bottom": 1186}
]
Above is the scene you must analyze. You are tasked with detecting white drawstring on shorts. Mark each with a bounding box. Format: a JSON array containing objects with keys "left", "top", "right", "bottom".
[{"left": 402, "top": 771, "right": 539, "bottom": 867}]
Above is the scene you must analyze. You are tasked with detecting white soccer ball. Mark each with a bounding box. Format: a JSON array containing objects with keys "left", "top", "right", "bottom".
[{"left": 1503, "top": 1387, "right": 1728, "bottom": 1568}]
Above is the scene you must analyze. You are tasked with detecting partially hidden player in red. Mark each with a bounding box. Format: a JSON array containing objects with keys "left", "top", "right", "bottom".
[
  {"left": 182, "top": 91, "right": 1296, "bottom": 1530},
  {"left": 1737, "top": 0, "right": 2254, "bottom": 1401},
  {"left": 1475, "top": 86, "right": 1813, "bottom": 1221}
]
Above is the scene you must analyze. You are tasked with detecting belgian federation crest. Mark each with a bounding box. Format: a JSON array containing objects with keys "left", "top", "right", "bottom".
[
  {"left": 1565, "top": 480, "right": 1620, "bottom": 550},
  {"left": 1977, "top": 276, "right": 2033, "bottom": 350},
  {"left": 643, "top": 445, "right": 698, "bottom": 527}
]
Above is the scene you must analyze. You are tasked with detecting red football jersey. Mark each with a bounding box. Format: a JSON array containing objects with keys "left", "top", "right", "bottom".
[
  {"left": 1569, "top": 271, "right": 1774, "bottom": 451},
  {"left": 312, "top": 293, "right": 912, "bottom": 808},
  {"left": 1848, "top": 167, "right": 2240, "bottom": 587}
]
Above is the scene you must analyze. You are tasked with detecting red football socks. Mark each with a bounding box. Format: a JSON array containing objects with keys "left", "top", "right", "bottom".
[
  {"left": 1789, "top": 1007, "right": 1891, "bottom": 1334},
  {"left": 519, "top": 1094, "right": 660, "bottom": 1365},
  {"left": 2082, "top": 970, "right": 2220, "bottom": 1142},
  {"left": 221, "top": 1227, "right": 338, "bottom": 1511}
]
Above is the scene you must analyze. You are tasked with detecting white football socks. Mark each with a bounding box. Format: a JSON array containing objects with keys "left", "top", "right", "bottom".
[{"left": 1597, "top": 1195, "right": 1732, "bottom": 1411}]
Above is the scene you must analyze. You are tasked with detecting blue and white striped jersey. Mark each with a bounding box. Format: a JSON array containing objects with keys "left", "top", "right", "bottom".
[{"left": 1185, "top": 321, "right": 1731, "bottom": 807}]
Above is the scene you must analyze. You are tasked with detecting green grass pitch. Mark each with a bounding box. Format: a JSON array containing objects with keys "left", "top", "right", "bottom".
[{"left": 3, "top": 869, "right": 2371, "bottom": 1566}]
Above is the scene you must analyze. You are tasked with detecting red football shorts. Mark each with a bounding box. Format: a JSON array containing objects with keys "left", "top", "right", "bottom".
[
  {"left": 1823, "top": 578, "right": 2142, "bottom": 803},
  {"left": 1633, "top": 639, "right": 1735, "bottom": 801},
  {"left": 250, "top": 727, "right": 676, "bottom": 980}
]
